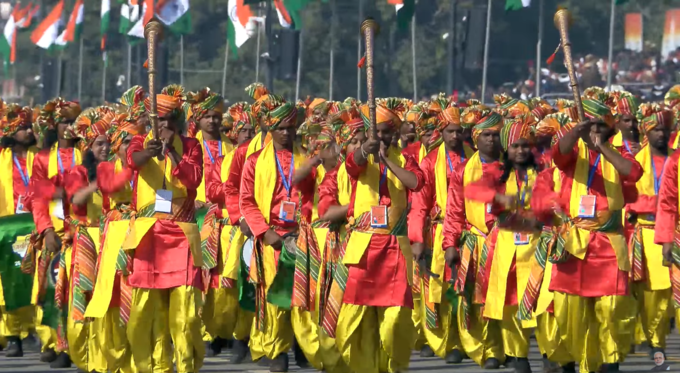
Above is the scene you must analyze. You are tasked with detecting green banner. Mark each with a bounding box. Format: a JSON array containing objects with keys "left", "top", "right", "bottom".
[{"left": 0, "top": 214, "right": 36, "bottom": 311}]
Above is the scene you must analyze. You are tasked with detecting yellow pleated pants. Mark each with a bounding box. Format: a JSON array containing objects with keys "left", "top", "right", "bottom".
[
  {"left": 535, "top": 312, "right": 573, "bottom": 365},
  {"left": 249, "top": 302, "right": 294, "bottom": 361},
  {"left": 411, "top": 291, "right": 427, "bottom": 350},
  {"left": 203, "top": 287, "right": 241, "bottom": 340},
  {"left": 500, "top": 305, "right": 531, "bottom": 358},
  {"left": 553, "top": 292, "right": 635, "bottom": 372},
  {"left": 67, "top": 316, "right": 107, "bottom": 372},
  {"left": 335, "top": 304, "right": 413, "bottom": 373},
  {"left": 418, "top": 290, "right": 463, "bottom": 359},
  {"left": 0, "top": 305, "right": 34, "bottom": 338},
  {"left": 291, "top": 307, "right": 323, "bottom": 370},
  {"left": 631, "top": 283, "right": 671, "bottom": 349},
  {"left": 97, "top": 307, "right": 136, "bottom": 373},
  {"left": 127, "top": 286, "right": 204, "bottom": 373},
  {"left": 458, "top": 303, "right": 504, "bottom": 366}
]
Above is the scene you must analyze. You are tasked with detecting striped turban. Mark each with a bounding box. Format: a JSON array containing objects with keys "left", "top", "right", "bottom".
[
  {"left": 636, "top": 103, "right": 673, "bottom": 136},
  {"left": 529, "top": 98, "right": 555, "bottom": 122},
  {"left": 38, "top": 98, "right": 82, "bottom": 129},
  {"left": 665, "top": 85, "right": 680, "bottom": 108},
  {"left": 582, "top": 88, "right": 615, "bottom": 127},
  {"left": 608, "top": 90, "right": 639, "bottom": 117},
  {"left": 463, "top": 105, "right": 503, "bottom": 146},
  {"left": 73, "top": 106, "right": 117, "bottom": 150},
  {"left": 110, "top": 112, "right": 144, "bottom": 154},
  {"left": 245, "top": 83, "right": 270, "bottom": 102},
  {"left": 404, "top": 104, "right": 428, "bottom": 126},
  {"left": 258, "top": 96, "right": 298, "bottom": 131},
  {"left": 306, "top": 98, "right": 328, "bottom": 118},
  {"left": 360, "top": 98, "right": 404, "bottom": 130},
  {"left": 428, "top": 106, "right": 461, "bottom": 151},
  {"left": 535, "top": 112, "right": 571, "bottom": 138},
  {"left": 225, "top": 102, "right": 256, "bottom": 140},
  {"left": 494, "top": 93, "right": 532, "bottom": 118},
  {"left": 0, "top": 104, "right": 32, "bottom": 138},
  {"left": 187, "top": 88, "right": 224, "bottom": 119},
  {"left": 144, "top": 85, "right": 186, "bottom": 123},
  {"left": 500, "top": 114, "right": 535, "bottom": 151},
  {"left": 555, "top": 99, "right": 579, "bottom": 123},
  {"left": 330, "top": 108, "right": 366, "bottom": 160},
  {"left": 302, "top": 121, "right": 335, "bottom": 156},
  {"left": 120, "top": 85, "right": 146, "bottom": 122}
]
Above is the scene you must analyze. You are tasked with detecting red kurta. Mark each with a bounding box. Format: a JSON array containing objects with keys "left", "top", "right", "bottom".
[
  {"left": 9, "top": 153, "right": 32, "bottom": 211},
  {"left": 548, "top": 143, "right": 643, "bottom": 297},
  {"left": 223, "top": 142, "right": 251, "bottom": 225},
  {"left": 205, "top": 156, "right": 231, "bottom": 289},
  {"left": 402, "top": 141, "right": 422, "bottom": 161},
  {"left": 30, "top": 147, "right": 78, "bottom": 234},
  {"left": 655, "top": 150, "right": 680, "bottom": 244},
  {"left": 317, "top": 166, "right": 339, "bottom": 218},
  {"left": 125, "top": 135, "right": 205, "bottom": 290},
  {"left": 342, "top": 151, "right": 425, "bottom": 308}
]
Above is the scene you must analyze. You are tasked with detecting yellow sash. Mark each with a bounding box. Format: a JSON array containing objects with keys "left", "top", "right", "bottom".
[
  {"left": 419, "top": 143, "right": 427, "bottom": 163},
  {"left": 611, "top": 131, "right": 642, "bottom": 148},
  {"left": 195, "top": 131, "right": 234, "bottom": 203},
  {"left": 429, "top": 143, "right": 474, "bottom": 302},
  {"left": 565, "top": 139, "right": 628, "bottom": 270},
  {"left": 673, "top": 132, "right": 680, "bottom": 150},
  {"left": 219, "top": 148, "right": 236, "bottom": 219},
  {"left": 343, "top": 148, "right": 412, "bottom": 285},
  {"left": 110, "top": 158, "right": 132, "bottom": 208},
  {"left": 247, "top": 131, "right": 272, "bottom": 158},
  {"left": 463, "top": 152, "right": 490, "bottom": 234},
  {"left": 635, "top": 145, "right": 667, "bottom": 225},
  {"left": 337, "top": 162, "right": 351, "bottom": 206},
  {"left": 219, "top": 148, "right": 239, "bottom": 280},
  {"left": 0, "top": 147, "right": 37, "bottom": 217}
]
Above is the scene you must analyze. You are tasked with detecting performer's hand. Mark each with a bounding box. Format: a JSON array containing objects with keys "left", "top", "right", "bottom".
[
  {"left": 263, "top": 229, "right": 283, "bottom": 250},
  {"left": 575, "top": 119, "right": 594, "bottom": 136},
  {"left": 145, "top": 138, "right": 162, "bottom": 157},
  {"left": 52, "top": 187, "right": 66, "bottom": 201},
  {"left": 494, "top": 193, "right": 516, "bottom": 210},
  {"left": 44, "top": 228, "right": 60, "bottom": 254},
  {"left": 194, "top": 200, "right": 206, "bottom": 210},
  {"left": 590, "top": 131, "right": 603, "bottom": 150},
  {"left": 363, "top": 137, "right": 380, "bottom": 156},
  {"left": 444, "top": 246, "right": 460, "bottom": 268},
  {"left": 378, "top": 142, "right": 388, "bottom": 161},
  {"left": 239, "top": 219, "right": 253, "bottom": 238},
  {"left": 663, "top": 243, "right": 674, "bottom": 265},
  {"left": 411, "top": 242, "right": 424, "bottom": 262},
  {"left": 158, "top": 125, "right": 175, "bottom": 143}
]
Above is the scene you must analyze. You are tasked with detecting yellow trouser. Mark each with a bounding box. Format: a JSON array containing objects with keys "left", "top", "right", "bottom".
[
  {"left": 98, "top": 307, "right": 136, "bottom": 373},
  {"left": 632, "top": 283, "right": 671, "bottom": 349},
  {"left": 411, "top": 292, "right": 427, "bottom": 350},
  {"left": 35, "top": 307, "right": 57, "bottom": 352},
  {"left": 458, "top": 303, "right": 504, "bottom": 366},
  {"left": 203, "top": 287, "right": 240, "bottom": 340},
  {"left": 249, "top": 302, "right": 294, "bottom": 361},
  {"left": 418, "top": 288, "right": 463, "bottom": 359},
  {"left": 291, "top": 307, "right": 323, "bottom": 370},
  {"left": 0, "top": 305, "right": 34, "bottom": 338},
  {"left": 500, "top": 305, "right": 531, "bottom": 358},
  {"left": 127, "top": 286, "right": 203, "bottom": 373},
  {"left": 535, "top": 312, "right": 573, "bottom": 365},
  {"left": 68, "top": 316, "right": 107, "bottom": 372},
  {"left": 553, "top": 292, "right": 636, "bottom": 372},
  {"left": 335, "top": 304, "right": 413, "bottom": 373}
]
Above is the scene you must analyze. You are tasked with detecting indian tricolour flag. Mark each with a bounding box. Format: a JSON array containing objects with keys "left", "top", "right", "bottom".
[
  {"left": 0, "top": 4, "right": 23, "bottom": 64},
  {"left": 227, "top": 0, "right": 253, "bottom": 56},
  {"left": 17, "top": 3, "right": 39, "bottom": 30},
  {"left": 156, "top": 0, "right": 191, "bottom": 35},
  {"left": 505, "top": 0, "right": 531, "bottom": 11},
  {"left": 63, "top": 0, "right": 84, "bottom": 43},
  {"left": 31, "top": 0, "right": 64, "bottom": 49},
  {"left": 127, "top": 0, "right": 154, "bottom": 40},
  {"left": 120, "top": 0, "right": 139, "bottom": 34},
  {"left": 387, "top": 0, "right": 414, "bottom": 30}
]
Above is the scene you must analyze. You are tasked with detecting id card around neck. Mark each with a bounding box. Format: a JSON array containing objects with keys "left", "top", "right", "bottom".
[
  {"left": 279, "top": 201, "right": 297, "bottom": 222},
  {"left": 155, "top": 189, "right": 173, "bottom": 214},
  {"left": 577, "top": 195, "right": 596, "bottom": 218},
  {"left": 371, "top": 205, "right": 388, "bottom": 228},
  {"left": 52, "top": 199, "right": 65, "bottom": 220},
  {"left": 15, "top": 195, "right": 29, "bottom": 214},
  {"left": 514, "top": 232, "right": 530, "bottom": 245}
]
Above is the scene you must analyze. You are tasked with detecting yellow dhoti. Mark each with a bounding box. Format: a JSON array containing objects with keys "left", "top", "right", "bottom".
[
  {"left": 418, "top": 284, "right": 462, "bottom": 359},
  {"left": 98, "top": 307, "right": 136, "bottom": 373},
  {"left": 458, "top": 303, "right": 504, "bottom": 366},
  {"left": 535, "top": 312, "right": 573, "bottom": 365}
]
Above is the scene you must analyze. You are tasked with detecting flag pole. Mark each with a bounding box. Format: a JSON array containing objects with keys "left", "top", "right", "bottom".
[
  {"left": 411, "top": 13, "right": 417, "bottom": 102},
  {"left": 535, "top": 0, "right": 544, "bottom": 97},
  {"left": 126, "top": 42, "right": 132, "bottom": 89},
  {"left": 56, "top": 52, "right": 63, "bottom": 97},
  {"left": 295, "top": 29, "right": 303, "bottom": 101},
  {"left": 222, "top": 40, "right": 229, "bottom": 96},
  {"left": 480, "top": 0, "right": 492, "bottom": 103},
  {"left": 180, "top": 35, "right": 185, "bottom": 86},
  {"left": 606, "top": 0, "right": 615, "bottom": 89},
  {"left": 78, "top": 36, "right": 83, "bottom": 102},
  {"left": 102, "top": 54, "right": 107, "bottom": 102}
]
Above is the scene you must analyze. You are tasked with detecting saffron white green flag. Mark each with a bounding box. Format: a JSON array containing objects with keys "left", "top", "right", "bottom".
[
  {"left": 30, "top": 0, "right": 64, "bottom": 49},
  {"left": 101, "top": 0, "right": 110, "bottom": 64},
  {"left": 0, "top": 5, "right": 20, "bottom": 64},
  {"left": 227, "top": 0, "right": 253, "bottom": 56},
  {"left": 157, "top": 0, "right": 191, "bottom": 35}
]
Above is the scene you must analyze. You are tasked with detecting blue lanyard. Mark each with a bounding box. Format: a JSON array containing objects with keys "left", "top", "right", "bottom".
[
  {"left": 379, "top": 165, "right": 388, "bottom": 187},
  {"left": 12, "top": 154, "right": 29, "bottom": 187},
  {"left": 203, "top": 140, "right": 222, "bottom": 164},
  {"left": 446, "top": 151, "right": 454, "bottom": 173},
  {"left": 274, "top": 151, "right": 295, "bottom": 198},
  {"left": 652, "top": 156, "right": 667, "bottom": 195},
  {"left": 57, "top": 148, "right": 76, "bottom": 174},
  {"left": 516, "top": 171, "right": 528, "bottom": 207},
  {"left": 623, "top": 140, "right": 632, "bottom": 153},
  {"left": 586, "top": 154, "right": 601, "bottom": 191}
]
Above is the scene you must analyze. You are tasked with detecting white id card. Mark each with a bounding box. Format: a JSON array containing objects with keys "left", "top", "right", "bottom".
[
  {"left": 486, "top": 203, "right": 492, "bottom": 214},
  {"left": 577, "top": 195, "right": 596, "bottom": 218},
  {"left": 155, "top": 189, "right": 173, "bottom": 213},
  {"left": 52, "top": 199, "right": 65, "bottom": 220},
  {"left": 15, "top": 195, "right": 28, "bottom": 214}
]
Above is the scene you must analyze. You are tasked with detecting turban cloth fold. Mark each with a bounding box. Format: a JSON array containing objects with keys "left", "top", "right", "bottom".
[
  {"left": 258, "top": 96, "right": 298, "bottom": 131},
  {"left": 494, "top": 93, "right": 532, "bottom": 118},
  {"left": 665, "top": 85, "right": 680, "bottom": 108},
  {"left": 529, "top": 98, "right": 555, "bottom": 122},
  {"left": 582, "top": 88, "right": 615, "bottom": 127},
  {"left": 330, "top": 108, "right": 366, "bottom": 161},
  {"left": 555, "top": 99, "right": 579, "bottom": 123},
  {"left": 636, "top": 103, "right": 673, "bottom": 136},
  {"left": 73, "top": 106, "right": 117, "bottom": 150},
  {"left": 463, "top": 106, "right": 503, "bottom": 146},
  {"left": 608, "top": 90, "right": 639, "bottom": 117},
  {"left": 500, "top": 115, "right": 535, "bottom": 151},
  {"left": 428, "top": 106, "right": 461, "bottom": 151},
  {"left": 109, "top": 112, "right": 143, "bottom": 154},
  {"left": 245, "top": 83, "right": 270, "bottom": 101},
  {"left": 120, "top": 85, "right": 146, "bottom": 122},
  {"left": 38, "top": 98, "right": 82, "bottom": 129},
  {"left": 1, "top": 104, "right": 32, "bottom": 138},
  {"left": 225, "top": 102, "right": 256, "bottom": 140},
  {"left": 144, "top": 85, "right": 186, "bottom": 123},
  {"left": 187, "top": 88, "right": 224, "bottom": 119},
  {"left": 535, "top": 112, "right": 571, "bottom": 138},
  {"left": 360, "top": 98, "right": 404, "bottom": 130}
]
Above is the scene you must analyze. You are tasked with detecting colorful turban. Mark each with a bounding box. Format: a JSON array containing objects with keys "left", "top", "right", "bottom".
[
  {"left": 500, "top": 114, "right": 535, "bottom": 151},
  {"left": 257, "top": 95, "right": 298, "bottom": 131},
  {"left": 494, "top": 93, "right": 532, "bottom": 118},
  {"left": 38, "top": 98, "right": 82, "bottom": 129},
  {"left": 427, "top": 106, "right": 462, "bottom": 151},
  {"left": 360, "top": 98, "right": 404, "bottom": 130},
  {"left": 144, "top": 84, "right": 186, "bottom": 122},
  {"left": 109, "top": 112, "right": 144, "bottom": 154},
  {"left": 535, "top": 112, "right": 571, "bottom": 138},
  {"left": 404, "top": 104, "right": 428, "bottom": 125},
  {"left": 555, "top": 99, "right": 579, "bottom": 123},
  {"left": 636, "top": 103, "right": 673, "bottom": 136},
  {"left": 73, "top": 106, "right": 117, "bottom": 150},
  {"left": 187, "top": 88, "right": 224, "bottom": 119},
  {"left": 120, "top": 85, "right": 146, "bottom": 122},
  {"left": 245, "top": 82, "right": 270, "bottom": 102},
  {"left": 608, "top": 90, "right": 639, "bottom": 117},
  {"left": 665, "top": 85, "right": 680, "bottom": 108},
  {"left": 0, "top": 104, "right": 33, "bottom": 138},
  {"left": 329, "top": 108, "right": 366, "bottom": 161},
  {"left": 582, "top": 88, "right": 615, "bottom": 127},
  {"left": 529, "top": 98, "right": 555, "bottom": 122},
  {"left": 225, "top": 102, "right": 256, "bottom": 140},
  {"left": 302, "top": 120, "right": 335, "bottom": 157},
  {"left": 463, "top": 106, "right": 503, "bottom": 146},
  {"left": 305, "top": 98, "right": 328, "bottom": 118}
]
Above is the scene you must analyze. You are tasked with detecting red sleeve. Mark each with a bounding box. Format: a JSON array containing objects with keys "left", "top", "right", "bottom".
[
  {"left": 171, "top": 137, "right": 203, "bottom": 190},
  {"left": 464, "top": 172, "right": 499, "bottom": 204},
  {"left": 224, "top": 144, "right": 248, "bottom": 225},
  {"left": 442, "top": 163, "right": 466, "bottom": 249},
  {"left": 125, "top": 135, "right": 146, "bottom": 171},
  {"left": 408, "top": 156, "right": 434, "bottom": 244},
  {"left": 29, "top": 151, "right": 53, "bottom": 233},
  {"left": 96, "top": 161, "right": 133, "bottom": 195},
  {"left": 551, "top": 142, "right": 577, "bottom": 172},
  {"left": 531, "top": 167, "right": 560, "bottom": 224},
  {"left": 403, "top": 154, "right": 425, "bottom": 192},
  {"left": 345, "top": 151, "right": 366, "bottom": 180},
  {"left": 239, "top": 152, "right": 270, "bottom": 239},
  {"left": 655, "top": 152, "right": 679, "bottom": 244},
  {"left": 64, "top": 166, "right": 89, "bottom": 215},
  {"left": 619, "top": 149, "right": 644, "bottom": 183},
  {"left": 206, "top": 157, "right": 225, "bottom": 206},
  {"left": 317, "top": 166, "right": 339, "bottom": 218}
]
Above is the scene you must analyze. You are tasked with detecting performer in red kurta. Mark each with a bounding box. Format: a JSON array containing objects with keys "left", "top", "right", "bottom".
[
  {"left": 124, "top": 86, "right": 205, "bottom": 373},
  {"left": 608, "top": 90, "right": 641, "bottom": 155},
  {"left": 29, "top": 98, "right": 82, "bottom": 368},
  {"left": 334, "top": 101, "right": 424, "bottom": 373},
  {"left": 441, "top": 106, "right": 505, "bottom": 369},
  {"left": 548, "top": 91, "right": 642, "bottom": 373}
]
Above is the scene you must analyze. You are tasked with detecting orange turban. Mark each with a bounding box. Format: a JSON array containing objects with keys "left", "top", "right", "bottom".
[{"left": 144, "top": 85, "right": 186, "bottom": 120}]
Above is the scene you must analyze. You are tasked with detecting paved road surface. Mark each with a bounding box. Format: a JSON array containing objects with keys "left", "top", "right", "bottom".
[{"left": 1, "top": 334, "right": 679, "bottom": 372}]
